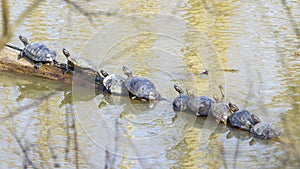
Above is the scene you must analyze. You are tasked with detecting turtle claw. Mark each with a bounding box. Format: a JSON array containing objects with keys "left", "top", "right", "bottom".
[
  {"left": 18, "top": 52, "right": 24, "bottom": 60},
  {"left": 62, "top": 69, "right": 68, "bottom": 75}
]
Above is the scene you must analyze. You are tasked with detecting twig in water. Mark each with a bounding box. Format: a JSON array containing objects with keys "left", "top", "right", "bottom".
[{"left": 9, "top": 130, "right": 38, "bottom": 169}]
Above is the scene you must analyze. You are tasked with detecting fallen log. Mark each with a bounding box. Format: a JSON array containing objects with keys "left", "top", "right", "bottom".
[{"left": 0, "top": 47, "right": 99, "bottom": 89}]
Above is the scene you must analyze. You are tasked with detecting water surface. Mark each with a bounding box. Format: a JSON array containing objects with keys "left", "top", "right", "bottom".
[{"left": 0, "top": 0, "right": 299, "bottom": 168}]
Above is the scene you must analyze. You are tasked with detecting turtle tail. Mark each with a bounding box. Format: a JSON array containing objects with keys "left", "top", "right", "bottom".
[{"left": 5, "top": 44, "right": 23, "bottom": 52}]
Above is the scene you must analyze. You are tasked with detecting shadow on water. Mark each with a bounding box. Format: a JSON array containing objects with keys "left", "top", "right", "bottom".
[
  {"left": 0, "top": 71, "right": 189, "bottom": 167},
  {"left": 0, "top": 70, "right": 298, "bottom": 168}
]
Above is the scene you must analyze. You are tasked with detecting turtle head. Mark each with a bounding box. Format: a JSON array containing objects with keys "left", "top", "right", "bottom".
[
  {"left": 228, "top": 102, "right": 239, "bottom": 113},
  {"left": 122, "top": 66, "right": 133, "bottom": 77},
  {"left": 62, "top": 48, "right": 70, "bottom": 58},
  {"left": 174, "top": 84, "right": 184, "bottom": 94},
  {"left": 251, "top": 114, "right": 261, "bottom": 124},
  {"left": 100, "top": 70, "right": 109, "bottom": 77},
  {"left": 19, "top": 35, "right": 29, "bottom": 46}
]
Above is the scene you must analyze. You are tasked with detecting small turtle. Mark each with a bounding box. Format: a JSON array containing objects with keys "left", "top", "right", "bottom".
[
  {"left": 6, "top": 35, "right": 57, "bottom": 69},
  {"left": 228, "top": 109, "right": 261, "bottom": 131},
  {"left": 211, "top": 102, "right": 239, "bottom": 124},
  {"left": 250, "top": 122, "right": 281, "bottom": 140},
  {"left": 122, "top": 66, "right": 161, "bottom": 101},
  {"left": 62, "top": 48, "right": 99, "bottom": 75},
  {"left": 211, "top": 85, "right": 239, "bottom": 124},
  {"left": 100, "top": 70, "right": 128, "bottom": 95},
  {"left": 172, "top": 84, "right": 190, "bottom": 111},
  {"left": 187, "top": 90, "right": 215, "bottom": 116}
]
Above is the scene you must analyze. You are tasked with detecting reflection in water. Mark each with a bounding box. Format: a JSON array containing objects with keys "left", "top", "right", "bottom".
[{"left": 1, "top": 0, "right": 300, "bottom": 168}]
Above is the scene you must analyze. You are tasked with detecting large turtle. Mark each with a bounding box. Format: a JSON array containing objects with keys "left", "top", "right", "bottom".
[
  {"left": 6, "top": 35, "right": 57, "bottom": 69},
  {"left": 187, "top": 90, "right": 215, "bottom": 116},
  {"left": 62, "top": 48, "right": 99, "bottom": 75},
  {"left": 100, "top": 70, "right": 128, "bottom": 95},
  {"left": 250, "top": 122, "right": 281, "bottom": 140},
  {"left": 122, "top": 66, "right": 161, "bottom": 101},
  {"left": 210, "top": 85, "right": 239, "bottom": 124},
  {"left": 228, "top": 109, "right": 261, "bottom": 131},
  {"left": 172, "top": 84, "right": 190, "bottom": 111}
]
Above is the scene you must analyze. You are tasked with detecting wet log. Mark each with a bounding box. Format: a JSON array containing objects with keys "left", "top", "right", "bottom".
[{"left": 0, "top": 47, "right": 98, "bottom": 89}]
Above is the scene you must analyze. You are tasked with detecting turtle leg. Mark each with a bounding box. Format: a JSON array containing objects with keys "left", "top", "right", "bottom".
[
  {"left": 65, "top": 62, "right": 75, "bottom": 75},
  {"left": 245, "top": 122, "right": 253, "bottom": 130},
  {"left": 18, "top": 51, "right": 24, "bottom": 60},
  {"left": 62, "top": 62, "right": 70, "bottom": 75},
  {"left": 53, "top": 60, "right": 59, "bottom": 65},
  {"left": 34, "top": 62, "right": 43, "bottom": 69},
  {"left": 148, "top": 92, "right": 156, "bottom": 101},
  {"left": 62, "top": 64, "right": 68, "bottom": 75}
]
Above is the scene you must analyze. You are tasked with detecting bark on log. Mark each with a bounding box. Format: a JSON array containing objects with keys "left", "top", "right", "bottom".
[{"left": 0, "top": 47, "right": 98, "bottom": 89}]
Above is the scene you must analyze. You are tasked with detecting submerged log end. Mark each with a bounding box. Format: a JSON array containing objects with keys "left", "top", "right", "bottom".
[
  {"left": 0, "top": 47, "right": 73, "bottom": 84},
  {"left": 0, "top": 47, "right": 97, "bottom": 89}
]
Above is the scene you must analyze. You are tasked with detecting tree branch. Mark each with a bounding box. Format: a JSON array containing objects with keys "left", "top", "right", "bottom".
[
  {"left": 0, "top": 0, "right": 44, "bottom": 50},
  {"left": 1, "top": 0, "right": 9, "bottom": 37}
]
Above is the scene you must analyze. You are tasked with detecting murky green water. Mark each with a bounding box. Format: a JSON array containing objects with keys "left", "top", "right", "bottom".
[{"left": 0, "top": 0, "right": 299, "bottom": 168}]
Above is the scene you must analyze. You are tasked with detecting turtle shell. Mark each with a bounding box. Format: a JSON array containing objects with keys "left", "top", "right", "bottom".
[
  {"left": 188, "top": 96, "right": 215, "bottom": 116},
  {"left": 211, "top": 102, "right": 232, "bottom": 124},
  {"left": 103, "top": 74, "right": 128, "bottom": 95},
  {"left": 23, "top": 42, "right": 56, "bottom": 62},
  {"left": 68, "top": 55, "right": 96, "bottom": 70},
  {"left": 250, "top": 122, "right": 280, "bottom": 139},
  {"left": 124, "top": 76, "right": 161, "bottom": 100},
  {"left": 173, "top": 93, "right": 190, "bottom": 111},
  {"left": 228, "top": 110, "right": 259, "bottom": 131},
  {"left": 173, "top": 85, "right": 190, "bottom": 111}
]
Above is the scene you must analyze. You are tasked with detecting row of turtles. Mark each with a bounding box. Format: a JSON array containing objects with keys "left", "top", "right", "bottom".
[
  {"left": 6, "top": 35, "right": 281, "bottom": 140},
  {"left": 6, "top": 35, "right": 161, "bottom": 100},
  {"left": 173, "top": 85, "right": 281, "bottom": 140},
  {"left": 6, "top": 35, "right": 97, "bottom": 75}
]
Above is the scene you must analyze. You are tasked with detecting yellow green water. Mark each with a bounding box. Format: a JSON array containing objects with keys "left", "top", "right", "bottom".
[{"left": 0, "top": 0, "right": 299, "bottom": 168}]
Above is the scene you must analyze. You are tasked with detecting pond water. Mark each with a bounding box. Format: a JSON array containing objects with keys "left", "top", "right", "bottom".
[{"left": 0, "top": 0, "right": 299, "bottom": 168}]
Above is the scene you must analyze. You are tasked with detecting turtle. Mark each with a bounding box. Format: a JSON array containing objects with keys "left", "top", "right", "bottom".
[
  {"left": 186, "top": 90, "right": 215, "bottom": 116},
  {"left": 122, "top": 66, "right": 161, "bottom": 101},
  {"left": 250, "top": 122, "right": 281, "bottom": 140},
  {"left": 62, "top": 48, "right": 99, "bottom": 75},
  {"left": 211, "top": 102, "right": 239, "bottom": 124},
  {"left": 100, "top": 69, "right": 129, "bottom": 95},
  {"left": 6, "top": 35, "right": 57, "bottom": 69},
  {"left": 228, "top": 109, "right": 261, "bottom": 131},
  {"left": 172, "top": 84, "right": 190, "bottom": 111},
  {"left": 210, "top": 85, "right": 239, "bottom": 124}
]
